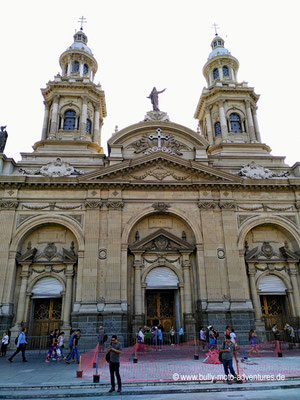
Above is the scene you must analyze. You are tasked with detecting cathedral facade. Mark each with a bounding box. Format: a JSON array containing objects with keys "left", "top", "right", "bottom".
[{"left": 0, "top": 30, "right": 300, "bottom": 344}]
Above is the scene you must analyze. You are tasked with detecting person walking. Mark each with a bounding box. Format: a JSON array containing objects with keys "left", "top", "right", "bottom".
[
  {"left": 179, "top": 327, "right": 184, "bottom": 344},
  {"left": 108, "top": 335, "right": 122, "bottom": 393},
  {"left": 45, "top": 330, "right": 59, "bottom": 362},
  {"left": 219, "top": 334, "right": 238, "bottom": 384},
  {"left": 1, "top": 332, "right": 9, "bottom": 357},
  {"left": 57, "top": 332, "right": 65, "bottom": 360},
  {"left": 65, "top": 329, "right": 81, "bottom": 364},
  {"left": 199, "top": 327, "right": 206, "bottom": 350},
  {"left": 8, "top": 328, "right": 27, "bottom": 362},
  {"left": 249, "top": 329, "right": 261, "bottom": 357}
]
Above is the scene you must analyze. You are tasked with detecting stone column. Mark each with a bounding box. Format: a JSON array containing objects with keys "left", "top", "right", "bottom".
[
  {"left": 218, "top": 100, "right": 229, "bottom": 141},
  {"left": 49, "top": 96, "right": 60, "bottom": 138},
  {"left": 41, "top": 101, "right": 50, "bottom": 140},
  {"left": 14, "top": 265, "right": 30, "bottom": 328},
  {"left": 80, "top": 96, "right": 88, "bottom": 137},
  {"left": 245, "top": 100, "right": 256, "bottom": 142},
  {"left": 248, "top": 266, "right": 262, "bottom": 320},
  {"left": 133, "top": 258, "right": 142, "bottom": 315},
  {"left": 287, "top": 289, "right": 296, "bottom": 317},
  {"left": 253, "top": 107, "right": 262, "bottom": 142},
  {"left": 62, "top": 265, "right": 74, "bottom": 329},
  {"left": 93, "top": 104, "right": 100, "bottom": 145},
  {"left": 67, "top": 57, "right": 72, "bottom": 76},
  {"left": 289, "top": 266, "right": 300, "bottom": 317},
  {"left": 205, "top": 107, "right": 214, "bottom": 144},
  {"left": 182, "top": 254, "right": 192, "bottom": 314}
]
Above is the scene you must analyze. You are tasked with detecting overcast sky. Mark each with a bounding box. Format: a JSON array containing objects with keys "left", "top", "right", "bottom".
[{"left": 1, "top": 0, "right": 299, "bottom": 166}]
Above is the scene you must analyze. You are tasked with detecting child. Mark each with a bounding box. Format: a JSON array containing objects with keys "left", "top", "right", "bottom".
[{"left": 249, "top": 329, "right": 261, "bottom": 357}]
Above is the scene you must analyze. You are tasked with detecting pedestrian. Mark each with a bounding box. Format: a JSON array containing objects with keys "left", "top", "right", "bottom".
[
  {"left": 57, "top": 332, "right": 65, "bottom": 359},
  {"left": 108, "top": 335, "right": 122, "bottom": 393},
  {"left": 230, "top": 328, "right": 237, "bottom": 349},
  {"left": 97, "top": 326, "right": 105, "bottom": 353},
  {"left": 8, "top": 328, "right": 28, "bottom": 363},
  {"left": 45, "top": 330, "right": 59, "bottom": 362},
  {"left": 249, "top": 329, "right": 261, "bottom": 357},
  {"left": 219, "top": 334, "right": 238, "bottom": 384},
  {"left": 65, "top": 329, "right": 81, "bottom": 364},
  {"left": 199, "top": 327, "right": 206, "bottom": 350},
  {"left": 272, "top": 324, "right": 280, "bottom": 341},
  {"left": 170, "top": 326, "right": 175, "bottom": 345},
  {"left": 179, "top": 327, "right": 184, "bottom": 344},
  {"left": 152, "top": 327, "right": 158, "bottom": 347},
  {"left": 157, "top": 326, "right": 163, "bottom": 349},
  {"left": 1, "top": 332, "right": 9, "bottom": 357},
  {"left": 208, "top": 326, "right": 217, "bottom": 350},
  {"left": 144, "top": 326, "right": 152, "bottom": 346}
]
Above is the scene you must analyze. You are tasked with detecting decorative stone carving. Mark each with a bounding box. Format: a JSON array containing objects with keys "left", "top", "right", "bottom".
[
  {"left": 218, "top": 202, "right": 236, "bottom": 210},
  {"left": 152, "top": 202, "right": 170, "bottom": 212},
  {"left": 130, "top": 129, "right": 189, "bottom": 156},
  {"left": 238, "top": 161, "right": 289, "bottom": 179},
  {"left": 144, "top": 110, "right": 170, "bottom": 122},
  {"left": 98, "top": 248, "right": 107, "bottom": 260},
  {"left": 261, "top": 242, "right": 274, "bottom": 258},
  {"left": 217, "top": 248, "right": 226, "bottom": 259},
  {"left": 19, "top": 158, "right": 84, "bottom": 177},
  {"left": 0, "top": 201, "right": 18, "bottom": 209},
  {"left": 106, "top": 201, "right": 124, "bottom": 209},
  {"left": 84, "top": 201, "right": 102, "bottom": 209},
  {"left": 64, "top": 214, "right": 83, "bottom": 226},
  {"left": 198, "top": 201, "right": 216, "bottom": 209},
  {"left": 130, "top": 166, "right": 191, "bottom": 181},
  {"left": 17, "top": 214, "right": 37, "bottom": 227},
  {"left": 237, "top": 214, "right": 257, "bottom": 227},
  {"left": 22, "top": 203, "right": 82, "bottom": 210}
]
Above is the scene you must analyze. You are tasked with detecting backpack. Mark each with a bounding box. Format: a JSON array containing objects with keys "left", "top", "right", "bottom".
[{"left": 15, "top": 335, "right": 19, "bottom": 345}]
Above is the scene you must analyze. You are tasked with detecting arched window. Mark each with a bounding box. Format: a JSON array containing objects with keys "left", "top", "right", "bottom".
[
  {"left": 86, "top": 119, "right": 92, "bottom": 134},
  {"left": 213, "top": 68, "right": 219, "bottom": 79},
  {"left": 230, "top": 113, "right": 242, "bottom": 133},
  {"left": 223, "top": 65, "right": 229, "bottom": 77},
  {"left": 72, "top": 61, "right": 79, "bottom": 72},
  {"left": 63, "top": 110, "right": 76, "bottom": 130},
  {"left": 83, "top": 64, "right": 89, "bottom": 75},
  {"left": 215, "top": 121, "right": 221, "bottom": 136}
]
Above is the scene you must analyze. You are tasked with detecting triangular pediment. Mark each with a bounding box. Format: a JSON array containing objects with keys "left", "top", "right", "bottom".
[
  {"left": 129, "top": 228, "right": 195, "bottom": 252},
  {"left": 78, "top": 152, "right": 243, "bottom": 184}
]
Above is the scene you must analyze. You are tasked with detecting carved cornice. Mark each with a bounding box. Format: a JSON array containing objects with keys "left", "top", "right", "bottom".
[
  {"left": 84, "top": 201, "right": 103, "bottom": 209},
  {"left": 0, "top": 201, "right": 18, "bottom": 209},
  {"left": 198, "top": 201, "right": 216, "bottom": 210},
  {"left": 106, "top": 201, "right": 124, "bottom": 209},
  {"left": 152, "top": 202, "right": 170, "bottom": 212},
  {"left": 218, "top": 201, "right": 236, "bottom": 210}
]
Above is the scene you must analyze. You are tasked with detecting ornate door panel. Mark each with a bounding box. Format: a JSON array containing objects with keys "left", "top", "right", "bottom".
[
  {"left": 260, "top": 295, "right": 288, "bottom": 329},
  {"left": 146, "top": 291, "right": 175, "bottom": 332},
  {"left": 31, "top": 298, "right": 62, "bottom": 345}
]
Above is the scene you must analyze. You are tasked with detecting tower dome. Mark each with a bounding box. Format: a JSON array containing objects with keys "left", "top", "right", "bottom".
[
  {"left": 59, "top": 30, "right": 98, "bottom": 81},
  {"left": 208, "top": 35, "right": 230, "bottom": 59}
]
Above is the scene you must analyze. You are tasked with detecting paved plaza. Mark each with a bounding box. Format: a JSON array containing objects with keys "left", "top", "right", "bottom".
[{"left": 0, "top": 343, "right": 300, "bottom": 399}]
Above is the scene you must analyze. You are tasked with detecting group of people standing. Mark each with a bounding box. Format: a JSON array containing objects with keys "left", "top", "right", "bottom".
[{"left": 136, "top": 325, "right": 185, "bottom": 346}]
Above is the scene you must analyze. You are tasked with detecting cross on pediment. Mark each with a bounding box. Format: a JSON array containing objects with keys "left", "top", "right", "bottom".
[{"left": 149, "top": 129, "right": 170, "bottom": 149}]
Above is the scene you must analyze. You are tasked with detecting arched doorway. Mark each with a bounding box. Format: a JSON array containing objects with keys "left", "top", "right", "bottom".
[
  {"left": 258, "top": 275, "right": 290, "bottom": 329},
  {"left": 145, "top": 267, "right": 180, "bottom": 332},
  {"left": 30, "top": 277, "right": 63, "bottom": 340}
]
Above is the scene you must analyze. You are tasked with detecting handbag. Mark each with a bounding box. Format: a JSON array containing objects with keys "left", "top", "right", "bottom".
[{"left": 105, "top": 351, "right": 110, "bottom": 363}]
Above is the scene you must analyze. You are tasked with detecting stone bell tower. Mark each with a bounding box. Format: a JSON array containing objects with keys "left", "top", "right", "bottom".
[
  {"left": 34, "top": 28, "right": 107, "bottom": 158},
  {"left": 194, "top": 34, "right": 262, "bottom": 147}
]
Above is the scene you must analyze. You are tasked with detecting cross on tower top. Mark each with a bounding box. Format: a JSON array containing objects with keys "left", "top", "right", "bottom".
[
  {"left": 211, "top": 22, "right": 220, "bottom": 36},
  {"left": 78, "top": 16, "right": 87, "bottom": 31}
]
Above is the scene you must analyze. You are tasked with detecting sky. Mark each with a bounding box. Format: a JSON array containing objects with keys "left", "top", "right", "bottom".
[{"left": 0, "top": 0, "right": 299, "bottom": 166}]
